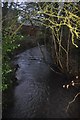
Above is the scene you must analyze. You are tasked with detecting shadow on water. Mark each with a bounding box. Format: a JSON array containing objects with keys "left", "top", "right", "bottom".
[{"left": 3, "top": 46, "right": 80, "bottom": 118}]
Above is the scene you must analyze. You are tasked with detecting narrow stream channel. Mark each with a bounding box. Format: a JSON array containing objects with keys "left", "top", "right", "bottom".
[{"left": 3, "top": 46, "right": 80, "bottom": 118}]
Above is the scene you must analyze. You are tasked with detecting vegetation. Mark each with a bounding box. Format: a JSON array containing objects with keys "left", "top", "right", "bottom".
[
  {"left": 38, "top": 3, "right": 80, "bottom": 73},
  {"left": 2, "top": 2, "right": 80, "bottom": 112},
  {"left": 2, "top": 2, "right": 24, "bottom": 90},
  {"left": 1, "top": 3, "right": 80, "bottom": 118}
]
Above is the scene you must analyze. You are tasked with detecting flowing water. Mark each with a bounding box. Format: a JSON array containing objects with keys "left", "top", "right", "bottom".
[{"left": 3, "top": 46, "right": 80, "bottom": 118}]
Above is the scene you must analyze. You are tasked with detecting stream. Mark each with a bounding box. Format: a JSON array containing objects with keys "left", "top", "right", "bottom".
[{"left": 3, "top": 45, "right": 80, "bottom": 118}]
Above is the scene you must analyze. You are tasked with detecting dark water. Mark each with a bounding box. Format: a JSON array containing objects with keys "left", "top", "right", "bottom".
[{"left": 3, "top": 46, "right": 80, "bottom": 118}]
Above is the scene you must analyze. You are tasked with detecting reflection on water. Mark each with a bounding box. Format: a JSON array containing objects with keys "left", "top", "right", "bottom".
[{"left": 3, "top": 46, "right": 80, "bottom": 118}]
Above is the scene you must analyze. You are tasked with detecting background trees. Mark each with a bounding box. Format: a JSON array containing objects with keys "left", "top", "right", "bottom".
[
  {"left": 2, "top": 2, "right": 80, "bottom": 90},
  {"left": 37, "top": 2, "right": 80, "bottom": 75}
]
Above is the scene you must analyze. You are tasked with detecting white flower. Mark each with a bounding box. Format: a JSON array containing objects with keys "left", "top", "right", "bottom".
[
  {"left": 71, "top": 81, "right": 74, "bottom": 83},
  {"left": 63, "top": 85, "right": 65, "bottom": 88},
  {"left": 72, "top": 82, "right": 75, "bottom": 86},
  {"left": 76, "top": 76, "right": 78, "bottom": 79},
  {"left": 66, "top": 85, "right": 69, "bottom": 89}
]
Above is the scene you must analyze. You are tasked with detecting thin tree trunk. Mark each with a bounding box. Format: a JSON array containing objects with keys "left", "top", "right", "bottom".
[
  {"left": 66, "top": 31, "right": 70, "bottom": 72},
  {"left": 59, "top": 27, "right": 63, "bottom": 69},
  {"left": 52, "top": 29, "right": 59, "bottom": 65}
]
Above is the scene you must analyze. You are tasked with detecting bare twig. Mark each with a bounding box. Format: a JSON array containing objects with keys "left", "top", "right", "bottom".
[{"left": 66, "top": 92, "right": 80, "bottom": 112}]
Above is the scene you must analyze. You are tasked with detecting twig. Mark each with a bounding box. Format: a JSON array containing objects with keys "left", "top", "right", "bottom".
[{"left": 66, "top": 92, "right": 80, "bottom": 112}]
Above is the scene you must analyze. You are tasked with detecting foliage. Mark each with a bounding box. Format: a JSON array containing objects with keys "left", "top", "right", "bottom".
[
  {"left": 2, "top": 2, "right": 80, "bottom": 113},
  {"left": 2, "top": 34, "right": 22, "bottom": 90},
  {"left": 35, "top": 2, "right": 80, "bottom": 111},
  {"left": 35, "top": 2, "right": 80, "bottom": 75},
  {"left": 15, "top": 2, "right": 80, "bottom": 74},
  {"left": 2, "top": 2, "right": 80, "bottom": 90},
  {"left": 2, "top": 2, "right": 24, "bottom": 91}
]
